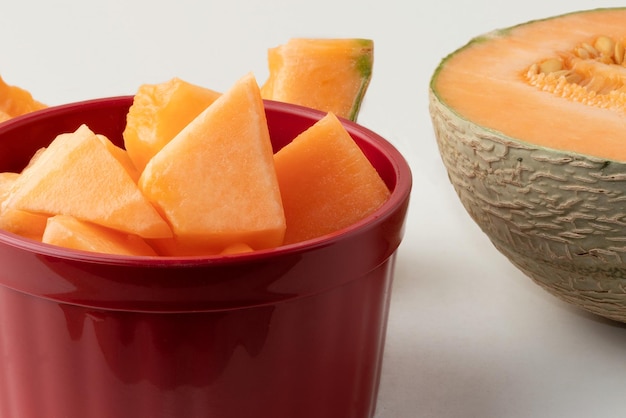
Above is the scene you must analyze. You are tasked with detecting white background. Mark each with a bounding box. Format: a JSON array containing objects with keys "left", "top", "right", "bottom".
[{"left": 3, "top": 1, "right": 626, "bottom": 417}]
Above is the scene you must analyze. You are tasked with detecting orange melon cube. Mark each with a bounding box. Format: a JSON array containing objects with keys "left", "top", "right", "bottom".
[
  {"left": 273, "top": 112, "right": 390, "bottom": 245},
  {"left": 123, "top": 77, "right": 221, "bottom": 172},
  {"left": 139, "top": 73, "right": 286, "bottom": 255},
  {"left": 42, "top": 215, "right": 157, "bottom": 256},
  {"left": 0, "top": 172, "right": 48, "bottom": 240},
  {"left": 3, "top": 124, "right": 172, "bottom": 239}
]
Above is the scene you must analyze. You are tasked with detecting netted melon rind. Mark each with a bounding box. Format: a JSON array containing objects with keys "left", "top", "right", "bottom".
[{"left": 430, "top": 88, "right": 626, "bottom": 323}]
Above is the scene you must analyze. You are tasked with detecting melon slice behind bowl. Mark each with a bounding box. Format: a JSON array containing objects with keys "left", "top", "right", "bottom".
[
  {"left": 0, "top": 74, "right": 46, "bottom": 119},
  {"left": 261, "top": 38, "right": 373, "bottom": 121}
]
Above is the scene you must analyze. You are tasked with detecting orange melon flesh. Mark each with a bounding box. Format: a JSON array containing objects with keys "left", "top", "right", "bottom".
[
  {"left": 273, "top": 112, "right": 390, "bottom": 245},
  {"left": 0, "top": 172, "right": 19, "bottom": 200},
  {"left": 96, "top": 134, "right": 140, "bottom": 183},
  {"left": 123, "top": 77, "right": 221, "bottom": 172},
  {"left": 139, "top": 73, "right": 286, "bottom": 256},
  {"left": 432, "top": 8, "right": 626, "bottom": 162},
  {"left": 261, "top": 38, "right": 373, "bottom": 121},
  {"left": 3, "top": 124, "right": 172, "bottom": 239},
  {"left": 0, "top": 75, "right": 46, "bottom": 118},
  {"left": 220, "top": 243, "right": 254, "bottom": 255},
  {"left": 0, "top": 172, "right": 48, "bottom": 240},
  {"left": 42, "top": 215, "right": 157, "bottom": 256}
]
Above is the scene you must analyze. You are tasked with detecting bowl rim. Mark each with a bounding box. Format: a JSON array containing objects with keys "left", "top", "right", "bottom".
[{"left": 0, "top": 96, "right": 413, "bottom": 267}]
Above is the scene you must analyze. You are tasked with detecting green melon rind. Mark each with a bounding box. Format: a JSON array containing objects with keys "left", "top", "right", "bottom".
[
  {"left": 349, "top": 43, "right": 373, "bottom": 121},
  {"left": 429, "top": 85, "right": 626, "bottom": 323}
]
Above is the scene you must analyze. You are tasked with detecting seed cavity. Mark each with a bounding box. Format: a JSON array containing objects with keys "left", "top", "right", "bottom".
[{"left": 525, "top": 35, "right": 626, "bottom": 113}]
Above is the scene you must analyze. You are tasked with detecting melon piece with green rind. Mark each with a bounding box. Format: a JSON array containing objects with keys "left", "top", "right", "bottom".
[
  {"left": 261, "top": 38, "right": 373, "bottom": 121},
  {"left": 429, "top": 7, "right": 626, "bottom": 323}
]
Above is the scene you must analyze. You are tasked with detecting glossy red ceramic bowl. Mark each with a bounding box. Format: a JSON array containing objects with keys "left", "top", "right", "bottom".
[{"left": 0, "top": 97, "right": 412, "bottom": 418}]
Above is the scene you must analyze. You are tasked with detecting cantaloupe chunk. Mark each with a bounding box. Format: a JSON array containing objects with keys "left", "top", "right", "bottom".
[
  {"left": 139, "top": 73, "right": 286, "bottom": 256},
  {"left": 0, "top": 75, "right": 46, "bottom": 118},
  {"left": 261, "top": 38, "right": 373, "bottom": 121},
  {"left": 123, "top": 77, "right": 221, "bottom": 172},
  {"left": 0, "top": 172, "right": 48, "bottom": 240},
  {"left": 3, "top": 124, "right": 172, "bottom": 239},
  {"left": 0, "top": 207, "right": 48, "bottom": 241},
  {"left": 0, "top": 172, "right": 19, "bottom": 199},
  {"left": 273, "top": 112, "right": 390, "bottom": 245},
  {"left": 96, "top": 134, "right": 140, "bottom": 183},
  {"left": 42, "top": 215, "right": 157, "bottom": 256},
  {"left": 220, "top": 242, "right": 254, "bottom": 255}
]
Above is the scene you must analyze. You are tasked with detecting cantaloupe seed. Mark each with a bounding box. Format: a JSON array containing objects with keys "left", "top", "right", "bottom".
[
  {"left": 273, "top": 112, "right": 390, "bottom": 245},
  {"left": 4, "top": 124, "right": 172, "bottom": 239},
  {"left": 42, "top": 215, "right": 157, "bottom": 256},
  {"left": 525, "top": 35, "right": 626, "bottom": 112},
  {"left": 139, "top": 73, "right": 286, "bottom": 255}
]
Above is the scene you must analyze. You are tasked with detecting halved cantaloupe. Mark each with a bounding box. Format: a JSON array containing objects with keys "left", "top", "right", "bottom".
[
  {"left": 429, "top": 7, "right": 626, "bottom": 322},
  {"left": 3, "top": 124, "right": 172, "bottom": 239},
  {"left": 42, "top": 215, "right": 157, "bottom": 256},
  {"left": 273, "top": 112, "right": 390, "bottom": 245},
  {"left": 261, "top": 38, "right": 373, "bottom": 121},
  {"left": 139, "top": 73, "right": 285, "bottom": 255},
  {"left": 0, "top": 75, "right": 46, "bottom": 119},
  {"left": 123, "top": 77, "right": 221, "bottom": 172}
]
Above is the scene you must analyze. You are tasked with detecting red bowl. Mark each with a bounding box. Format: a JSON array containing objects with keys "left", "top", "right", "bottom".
[{"left": 0, "top": 97, "right": 412, "bottom": 418}]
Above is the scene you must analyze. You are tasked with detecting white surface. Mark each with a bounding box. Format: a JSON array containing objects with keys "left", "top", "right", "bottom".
[{"left": 3, "top": 1, "right": 626, "bottom": 417}]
